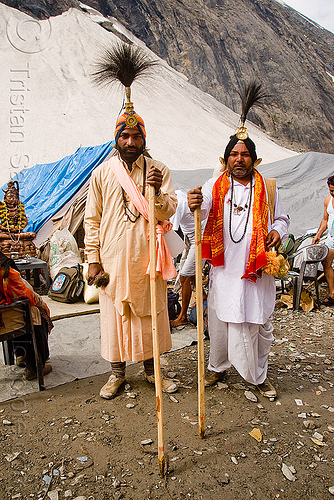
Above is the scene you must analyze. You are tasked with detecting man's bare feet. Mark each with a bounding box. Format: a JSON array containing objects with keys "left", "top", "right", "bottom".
[{"left": 171, "top": 315, "right": 188, "bottom": 327}]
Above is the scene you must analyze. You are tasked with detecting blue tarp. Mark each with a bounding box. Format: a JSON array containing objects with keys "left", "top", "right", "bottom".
[{"left": 2, "top": 141, "right": 114, "bottom": 234}]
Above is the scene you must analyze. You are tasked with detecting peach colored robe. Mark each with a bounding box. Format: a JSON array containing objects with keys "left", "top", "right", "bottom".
[{"left": 84, "top": 153, "right": 177, "bottom": 362}]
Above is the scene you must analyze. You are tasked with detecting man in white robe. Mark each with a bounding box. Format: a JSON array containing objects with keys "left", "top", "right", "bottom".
[{"left": 188, "top": 136, "right": 289, "bottom": 398}]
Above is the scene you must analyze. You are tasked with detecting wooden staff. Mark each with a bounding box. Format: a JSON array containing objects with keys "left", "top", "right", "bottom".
[
  {"left": 305, "top": 272, "right": 324, "bottom": 291},
  {"left": 195, "top": 207, "right": 205, "bottom": 439},
  {"left": 149, "top": 184, "right": 165, "bottom": 476}
]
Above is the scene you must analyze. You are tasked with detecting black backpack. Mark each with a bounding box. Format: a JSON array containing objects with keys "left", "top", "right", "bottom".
[
  {"left": 167, "top": 290, "right": 181, "bottom": 321},
  {"left": 48, "top": 264, "right": 84, "bottom": 303}
]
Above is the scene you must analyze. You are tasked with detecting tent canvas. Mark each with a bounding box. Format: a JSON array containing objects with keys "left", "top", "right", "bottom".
[
  {"left": 1, "top": 146, "right": 333, "bottom": 250},
  {"left": 258, "top": 151, "right": 334, "bottom": 236},
  {"left": 1, "top": 141, "right": 115, "bottom": 245},
  {"left": 37, "top": 150, "right": 334, "bottom": 245}
]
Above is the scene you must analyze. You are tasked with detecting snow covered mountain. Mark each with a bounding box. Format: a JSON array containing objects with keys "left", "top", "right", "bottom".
[
  {"left": 0, "top": 2, "right": 294, "bottom": 188},
  {"left": 2, "top": 0, "right": 334, "bottom": 154},
  {"left": 0, "top": 2, "right": 333, "bottom": 236}
]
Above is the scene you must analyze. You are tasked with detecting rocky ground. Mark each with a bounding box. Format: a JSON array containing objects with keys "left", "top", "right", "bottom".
[{"left": 0, "top": 290, "right": 334, "bottom": 500}]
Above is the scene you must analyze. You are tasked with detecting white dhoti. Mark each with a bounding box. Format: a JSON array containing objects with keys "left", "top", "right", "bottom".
[
  {"left": 199, "top": 175, "right": 289, "bottom": 387},
  {"left": 207, "top": 306, "right": 274, "bottom": 385},
  {"left": 99, "top": 292, "right": 171, "bottom": 363}
]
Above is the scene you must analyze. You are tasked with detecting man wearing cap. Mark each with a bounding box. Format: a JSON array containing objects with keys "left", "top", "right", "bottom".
[
  {"left": 84, "top": 111, "right": 178, "bottom": 398},
  {"left": 188, "top": 135, "right": 289, "bottom": 398}
]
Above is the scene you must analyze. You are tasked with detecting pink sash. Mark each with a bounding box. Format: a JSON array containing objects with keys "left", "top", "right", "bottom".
[{"left": 108, "top": 156, "right": 177, "bottom": 280}]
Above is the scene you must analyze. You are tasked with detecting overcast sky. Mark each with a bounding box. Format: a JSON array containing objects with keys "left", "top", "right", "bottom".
[{"left": 281, "top": 0, "right": 334, "bottom": 33}]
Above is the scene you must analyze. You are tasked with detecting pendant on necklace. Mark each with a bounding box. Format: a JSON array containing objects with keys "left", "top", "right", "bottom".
[
  {"left": 233, "top": 202, "right": 248, "bottom": 215},
  {"left": 233, "top": 206, "right": 244, "bottom": 216},
  {"left": 123, "top": 214, "right": 128, "bottom": 222}
]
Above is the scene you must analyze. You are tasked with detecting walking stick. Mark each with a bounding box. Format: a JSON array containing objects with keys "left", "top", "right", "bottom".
[
  {"left": 194, "top": 207, "right": 205, "bottom": 439},
  {"left": 305, "top": 272, "right": 324, "bottom": 291},
  {"left": 149, "top": 184, "right": 165, "bottom": 476}
]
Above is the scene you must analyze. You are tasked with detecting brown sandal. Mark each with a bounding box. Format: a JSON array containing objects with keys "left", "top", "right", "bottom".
[{"left": 321, "top": 296, "right": 334, "bottom": 306}]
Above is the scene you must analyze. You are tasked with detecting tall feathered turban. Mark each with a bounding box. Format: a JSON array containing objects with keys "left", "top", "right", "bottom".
[
  {"left": 222, "top": 81, "right": 267, "bottom": 167},
  {"left": 93, "top": 42, "right": 157, "bottom": 146}
]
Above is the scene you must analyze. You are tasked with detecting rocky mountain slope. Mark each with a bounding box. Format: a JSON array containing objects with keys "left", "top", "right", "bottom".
[
  {"left": 2, "top": 0, "right": 334, "bottom": 154},
  {"left": 1, "top": 2, "right": 295, "bottom": 191}
]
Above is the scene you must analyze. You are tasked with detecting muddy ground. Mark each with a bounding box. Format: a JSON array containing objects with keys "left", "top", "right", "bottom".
[{"left": 0, "top": 293, "right": 333, "bottom": 500}]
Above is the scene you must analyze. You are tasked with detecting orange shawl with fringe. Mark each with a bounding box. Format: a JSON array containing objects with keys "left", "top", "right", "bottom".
[{"left": 202, "top": 169, "right": 269, "bottom": 282}]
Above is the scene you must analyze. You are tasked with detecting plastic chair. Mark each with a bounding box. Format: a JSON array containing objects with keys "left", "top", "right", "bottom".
[
  {"left": 288, "top": 244, "right": 329, "bottom": 310},
  {"left": 0, "top": 298, "right": 45, "bottom": 390}
]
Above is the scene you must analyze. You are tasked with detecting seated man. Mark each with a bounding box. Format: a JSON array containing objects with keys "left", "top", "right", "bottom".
[
  {"left": 0, "top": 252, "right": 53, "bottom": 380},
  {"left": 312, "top": 175, "right": 334, "bottom": 305}
]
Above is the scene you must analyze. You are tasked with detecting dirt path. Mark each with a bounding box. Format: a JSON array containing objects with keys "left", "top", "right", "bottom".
[{"left": 0, "top": 306, "right": 333, "bottom": 500}]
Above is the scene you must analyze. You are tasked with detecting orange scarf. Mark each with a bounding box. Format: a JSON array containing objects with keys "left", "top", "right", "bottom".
[{"left": 202, "top": 169, "right": 269, "bottom": 282}]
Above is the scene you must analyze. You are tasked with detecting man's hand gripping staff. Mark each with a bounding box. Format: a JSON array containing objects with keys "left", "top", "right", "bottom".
[{"left": 188, "top": 186, "right": 203, "bottom": 213}]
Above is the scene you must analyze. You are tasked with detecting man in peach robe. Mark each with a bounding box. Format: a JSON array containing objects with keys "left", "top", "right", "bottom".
[{"left": 84, "top": 113, "right": 178, "bottom": 398}]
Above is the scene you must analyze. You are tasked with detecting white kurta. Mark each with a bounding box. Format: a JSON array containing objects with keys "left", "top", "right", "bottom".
[
  {"left": 200, "top": 175, "right": 289, "bottom": 385},
  {"left": 171, "top": 190, "right": 196, "bottom": 235}
]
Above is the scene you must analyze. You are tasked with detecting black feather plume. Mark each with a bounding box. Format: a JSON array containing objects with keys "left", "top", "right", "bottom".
[
  {"left": 92, "top": 42, "right": 158, "bottom": 88},
  {"left": 238, "top": 81, "right": 267, "bottom": 123}
]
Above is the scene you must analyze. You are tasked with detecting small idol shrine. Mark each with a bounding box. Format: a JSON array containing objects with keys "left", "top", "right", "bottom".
[{"left": 0, "top": 181, "right": 36, "bottom": 259}]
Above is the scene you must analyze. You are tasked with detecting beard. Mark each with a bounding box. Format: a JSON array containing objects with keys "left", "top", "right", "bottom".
[
  {"left": 229, "top": 164, "right": 253, "bottom": 179},
  {"left": 117, "top": 144, "right": 144, "bottom": 165}
]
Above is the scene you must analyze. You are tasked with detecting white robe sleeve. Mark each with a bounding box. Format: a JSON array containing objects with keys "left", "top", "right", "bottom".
[{"left": 271, "top": 187, "right": 290, "bottom": 243}]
